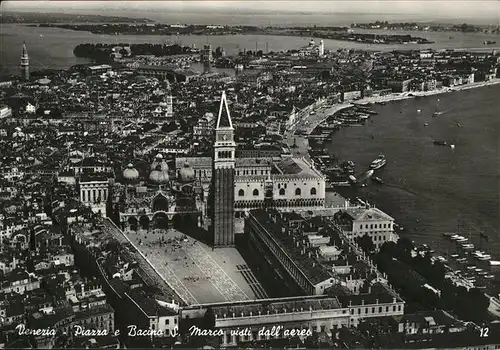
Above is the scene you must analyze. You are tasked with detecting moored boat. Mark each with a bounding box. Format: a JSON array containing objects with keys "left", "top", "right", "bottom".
[{"left": 478, "top": 255, "right": 492, "bottom": 261}]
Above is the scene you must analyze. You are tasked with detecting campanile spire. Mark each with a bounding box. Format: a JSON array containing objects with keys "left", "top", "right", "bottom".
[
  {"left": 20, "top": 42, "right": 29, "bottom": 81},
  {"left": 211, "top": 91, "right": 236, "bottom": 247}
]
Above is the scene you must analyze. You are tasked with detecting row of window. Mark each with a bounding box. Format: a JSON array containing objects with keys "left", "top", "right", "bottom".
[
  {"left": 350, "top": 304, "right": 402, "bottom": 315},
  {"left": 238, "top": 169, "right": 270, "bottom": 176},
  {"left": 238, "top": 188, "right": 317, "bottom": 197},
  {"left": 217, "top": 151, "right": 233, "bottom": 159},
  {"left": 360, "top": 223, "right": 392, "bottom": 230}
]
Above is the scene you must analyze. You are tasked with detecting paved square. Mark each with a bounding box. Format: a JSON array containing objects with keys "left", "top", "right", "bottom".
[{"left": 125, "top": 228, "right": 265, "bottom": 305}]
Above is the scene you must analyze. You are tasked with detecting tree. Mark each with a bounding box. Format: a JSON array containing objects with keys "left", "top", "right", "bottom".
[{"left": 356, "top": 234, "right": 375, "bottom": 254}]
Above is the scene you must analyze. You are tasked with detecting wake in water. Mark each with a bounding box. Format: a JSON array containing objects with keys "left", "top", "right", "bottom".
[{"left": 381, "top": 182, "right": 419, "bottom": 196}]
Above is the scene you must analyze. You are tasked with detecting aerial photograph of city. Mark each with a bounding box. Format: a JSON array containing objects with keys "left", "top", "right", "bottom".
[{"left": 0, "top": 0, "right": 499, "bottom": 348}]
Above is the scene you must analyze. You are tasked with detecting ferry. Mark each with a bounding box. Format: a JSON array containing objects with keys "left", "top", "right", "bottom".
[{"left": 370, "top": 154, "right": 387, "bottom": 170}]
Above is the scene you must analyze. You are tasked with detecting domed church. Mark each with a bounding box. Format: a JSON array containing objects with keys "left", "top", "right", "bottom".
[{"left": 110, "top": 153, "right": 205, "bottom": 232}]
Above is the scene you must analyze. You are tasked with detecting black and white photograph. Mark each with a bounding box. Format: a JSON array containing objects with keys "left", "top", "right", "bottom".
[{"left": 0, "top": 0, "right": 500, "bottom": 348}]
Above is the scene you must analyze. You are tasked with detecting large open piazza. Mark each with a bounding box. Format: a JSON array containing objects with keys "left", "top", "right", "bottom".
[{"left": 124, "top": 228, "right": 266, "bottom": 305}]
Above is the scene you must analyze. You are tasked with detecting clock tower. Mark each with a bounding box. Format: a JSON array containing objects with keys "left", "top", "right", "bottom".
[{"left": 212, "top": 91, "right": 236, "bottom": 247}]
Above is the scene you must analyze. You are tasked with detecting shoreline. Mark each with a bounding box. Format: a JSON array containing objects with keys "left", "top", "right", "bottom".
[{"left": 286, "top": 78, "right": 500, "bottom": 158}]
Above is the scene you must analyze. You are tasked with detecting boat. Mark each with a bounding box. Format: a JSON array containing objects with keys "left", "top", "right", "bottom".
[
  {"left": 480, "top": 231, "right": 489, "bottom": 240},
  {"left": 484, "top": 40, "right": 497, "bottom": 45},
  {"left": 450, "top": 254, "right": 460, "bottom": 259},
  {"left": 443, "top": 232, "right": 456, "bottom": 237},
  {"left": 348, "top": 175, "right": 357, "bottom": 183},
  {"left": 436, "top": 256, "right": 447, "bottom": 263},
  {"left": 450, "top": 234, "right": 461, "bottom": 241},
  {"left": 424, "top": 122, "right": 429, "bottom": 127},
  {"left": 461, "top": 243, "right": 475, "bottom": 250},
  {"left": 478, "top": 255, "right": 492, "bottom": 261},
  {"left": 489, "top": 261, "right": 500, "bottom": 266},
  {"left": 370, "top": 154, "right": 387, "bottom": 170},
  {"left": 372, "top": 176, "right": 384, "bottom": 184},
  {"left": 433, "top": 140, "right": 448, "bottom": 146},
  {"left": 485, "top": 275, "right": 495, "bottom": 279}
]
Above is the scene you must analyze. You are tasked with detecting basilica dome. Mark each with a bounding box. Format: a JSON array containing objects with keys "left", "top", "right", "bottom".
[
  {"left": 149, "top": 164, "right": 169, "bottom": 184},
  {"left": 150, "top": 153, "right": 169, "bottom": 172},
  {"left": 178, "top": 162, "right": 195, "bottom": 183},
  {"left": 123, "top": 163, "right": 139, "bottom": 182}
]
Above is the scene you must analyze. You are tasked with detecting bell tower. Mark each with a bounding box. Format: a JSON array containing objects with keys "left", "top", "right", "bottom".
[
  {"left": 20, "top": 42, "right": 29, "bottom": 81},
  {"left": 211, "top": 91, "right": 235, "bottom": 247}
]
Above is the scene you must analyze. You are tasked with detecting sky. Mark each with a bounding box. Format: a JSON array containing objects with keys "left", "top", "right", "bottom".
[{"left": 2, "top": 1, "right": 500, "bottom": 22}]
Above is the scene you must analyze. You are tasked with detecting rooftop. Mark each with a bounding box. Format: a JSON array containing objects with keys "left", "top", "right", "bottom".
[
  {"left": 248, "top": 209, "right": 333, "bottom": 285},
  {"left": 343, "top": 207, "right": 394, "bottom": 222}
]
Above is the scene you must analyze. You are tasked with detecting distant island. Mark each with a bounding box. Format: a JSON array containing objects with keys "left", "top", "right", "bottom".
[
  {"left": 30, "top": 23, "right": 433, "bottom": 45},
  {"left": 1, "top": 11, "right": 153, "bottom": 23},
  {"left": 73, "top": 43, "right": 198, "bottom": 62},
  {"left": 351, "top": 21, "right": 500, "bottom": 34}
]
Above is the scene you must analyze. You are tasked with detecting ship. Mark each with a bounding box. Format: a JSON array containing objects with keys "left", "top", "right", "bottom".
[
  {"left": 433, "top": 140, "right": 448, "bottom": 146},
  {"left": 370, "top": 154, "right": 387, "bottom": 170}
]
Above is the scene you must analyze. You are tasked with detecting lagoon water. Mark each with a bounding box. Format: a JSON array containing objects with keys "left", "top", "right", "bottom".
[
  {"left": 1, "top": 23, "right": 499, "bottom": 75},
  {"left": 328, "top": 85, "right": 500, "bottom": 257}
]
